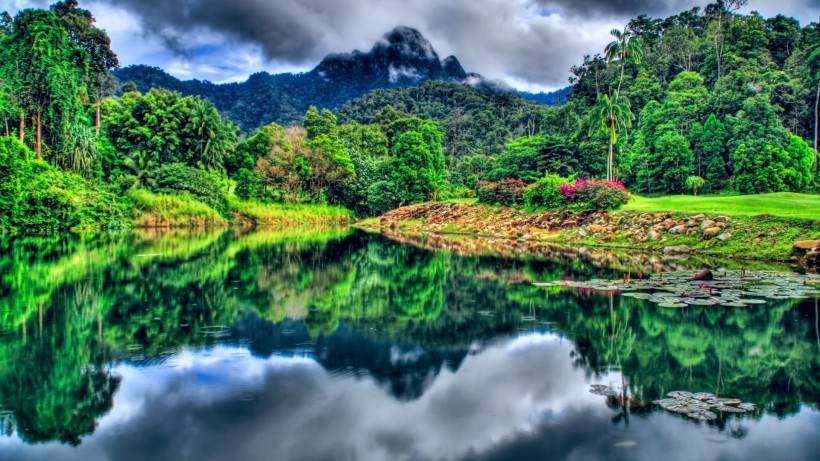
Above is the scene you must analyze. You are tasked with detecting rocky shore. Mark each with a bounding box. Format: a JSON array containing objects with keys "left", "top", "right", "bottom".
[{"left": 361, "top": 203, "right": 820, "bottom": 271}]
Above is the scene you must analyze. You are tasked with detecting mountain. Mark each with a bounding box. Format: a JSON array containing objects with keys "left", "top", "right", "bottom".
[{"left": 113, "top": 26, "right": 568, "bottom": 132}]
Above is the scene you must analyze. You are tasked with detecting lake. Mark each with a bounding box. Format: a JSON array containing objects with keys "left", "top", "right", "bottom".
[{"left": 0, "top": 228, "right": 817, "bottom": 461}]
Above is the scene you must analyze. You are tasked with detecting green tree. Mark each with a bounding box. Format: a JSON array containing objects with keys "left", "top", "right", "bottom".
[
  {"left": 304, "top": 106, "right": 338, "bottom": 139},
  {"left": 696, "top": 114, "right": 728, "bottom": 190},
  {"left": 654, "top": 131, "right": 695, "bottom": 193}
]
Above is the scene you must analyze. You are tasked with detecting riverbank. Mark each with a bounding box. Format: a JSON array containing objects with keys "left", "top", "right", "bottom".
[
  {"left": 357, "top": 202, "right": 820, "bottom": 268},
  {"left": 124, "top": 190, "right": 353, "bottom": 230}
]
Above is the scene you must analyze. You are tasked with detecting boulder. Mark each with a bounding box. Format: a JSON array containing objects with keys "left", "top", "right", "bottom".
[
  {"left": 669, "top": 225, "right": 688, "bottom": 234},
  {"left": 700, "top": 220, "right": 716, "bottom": 229},
  {"left": 793, "top": 240, "right": 820, "bottom": 251},
  {"left": 648, "top": 229, "right": 661, "bottom": 240},
  {"left": 692, "top": 270, "right": 714, "bottom": 281},
  {"left": 702, "top": 227, "right": 722, "bottom": 239},
  {"left": 664, "top": 245, "right": 691, "bottom": 255},
  {"left": 716, "top": 232, "right": 732, "bottom": 241}
]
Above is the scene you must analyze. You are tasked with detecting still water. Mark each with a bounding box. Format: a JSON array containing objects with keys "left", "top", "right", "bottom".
[{"left": 0, "top": 228, "right": 817, "bottom": 461}]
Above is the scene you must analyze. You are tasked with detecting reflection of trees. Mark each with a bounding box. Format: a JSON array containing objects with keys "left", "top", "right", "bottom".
[
  {"left": 0, "top": 282, "right": 119, "bottom": 446},
  {"left": 0, "top": 228, "right": 817, "bottom": 446}
]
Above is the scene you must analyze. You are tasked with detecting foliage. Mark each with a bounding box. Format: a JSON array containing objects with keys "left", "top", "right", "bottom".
[
  {"left": 151, "top": 163, "right": 233, "bottom": 217},
  {"left": 488, "top": 135, "right": 581, "bottom": 182},
  {"left": 101, "top": 89, "right": 238, "bottom": 175},
  {"left": 523, "top": 174, "right": 570, "bottom": 209},
  {"left": 0, "top": 136, "right": 125, "bottom": 231},
  {"left": 475, "top": 179, "right": 527, "bottom": 206}
]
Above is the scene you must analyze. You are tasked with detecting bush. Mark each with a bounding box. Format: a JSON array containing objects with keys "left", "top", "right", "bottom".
[
  {"left": 476, "top": 179, "right": 527, "bottom": 206},
  {"left": 235, "top": 168, "right": 264, "bottom": 200},
  {"left": 523, "top": 174, "right": 569, "bottom": 209},
  {"left": 0, "top": 136, "right": 126, "bottom": 232},
  {"left": 560, "top": 179, "right": 629, "bottom": 210},
  {"left": 151, "top": 163, "right": 233, "bottom": 217}
]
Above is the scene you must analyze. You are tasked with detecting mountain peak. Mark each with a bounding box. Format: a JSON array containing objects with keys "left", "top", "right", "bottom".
[
  {"left": 313, "top": 26, "right": 464, "bottom": 84},
  {"left": 382, "top": 26, "right": 438, "bottom": 60}
]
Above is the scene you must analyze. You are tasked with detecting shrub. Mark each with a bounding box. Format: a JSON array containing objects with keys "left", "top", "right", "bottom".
[
  {"left": 1, "top": 136, "right": 126, "bottom": 232},
  {"left": 476, "top": 179, "right": 526, "bottom": 206},
  {"left": 235, "top": 168, "right": 264, "bottom": 200},
  {"left": 523, "top": 174, "right": 569, "bottom": 209},
  {"left": 560, "top": 179, "right": 629, "bottom": 210},
  {"left": 151, "top": 163, "right": 233, "bottom": 217}
]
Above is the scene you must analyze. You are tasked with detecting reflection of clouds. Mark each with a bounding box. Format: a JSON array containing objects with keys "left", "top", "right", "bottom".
[{"left": 3, "top": 334, "right": 820, "bottom": 461}]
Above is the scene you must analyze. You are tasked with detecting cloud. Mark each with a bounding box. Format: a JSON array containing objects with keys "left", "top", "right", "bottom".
[{"left": 10, "top": 0, "right": 820, "bottom": 90}]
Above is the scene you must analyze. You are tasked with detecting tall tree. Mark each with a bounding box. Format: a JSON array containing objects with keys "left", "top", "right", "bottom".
[
  {"left": 2, "top": 9, "right": 87, "bottom": 159},
  {"left": 51, "top": 0, "right": 119, "bottom": 135},
  {"left": 590, "top": 93, "right": 633, "bottom": 181}
]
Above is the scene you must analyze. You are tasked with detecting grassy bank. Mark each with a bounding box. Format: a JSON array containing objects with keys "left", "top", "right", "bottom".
[
  {"left": 129, "top": 189, "right": 353, "bottom": 229},
  {"left": 621, "top": 193, "right": 820, "bottom": 219},
  {"left": 231, "top": 200, "right": 353, "bottom": 227},
  {"left": 129, "top": 189, "right": 228, "bottom": 228}
]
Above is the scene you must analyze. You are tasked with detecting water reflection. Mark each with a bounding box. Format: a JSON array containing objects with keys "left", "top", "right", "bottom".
[{"left": 0, "top": 229, "right": 817, "bottom": 460}]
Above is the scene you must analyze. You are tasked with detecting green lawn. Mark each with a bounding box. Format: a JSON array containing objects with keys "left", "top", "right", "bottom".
[{"left": 621, "top": 192, "right": 820, "bottom": 220}]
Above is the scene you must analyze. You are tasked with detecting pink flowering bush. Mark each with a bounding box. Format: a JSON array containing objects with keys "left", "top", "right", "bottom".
[{"left": 560, "top": 179, "right": 629, "bottom": 210}]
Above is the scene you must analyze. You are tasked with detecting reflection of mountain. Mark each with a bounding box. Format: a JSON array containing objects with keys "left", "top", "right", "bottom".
[
  {"left": 0, "top": 229, "right": 817, "bottom": 448},
  {"left": 232, "top": 315, "right": 467, "bottom": 400}
]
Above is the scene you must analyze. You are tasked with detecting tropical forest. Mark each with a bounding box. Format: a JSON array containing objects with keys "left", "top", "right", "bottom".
[{"left": 0, "top": 1, "right": 818, "bottom": 460}]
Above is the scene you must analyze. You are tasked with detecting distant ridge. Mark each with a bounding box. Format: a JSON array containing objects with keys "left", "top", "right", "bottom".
[{"left": 114, "top": 26, "right": 569, "bottom": 131}]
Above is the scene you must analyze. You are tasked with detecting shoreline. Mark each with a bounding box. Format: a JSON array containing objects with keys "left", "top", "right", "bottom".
[{"left": 356, "top": 202, "right": 820, "bottom": 271}]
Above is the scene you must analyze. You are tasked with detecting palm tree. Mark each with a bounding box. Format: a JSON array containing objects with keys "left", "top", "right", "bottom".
[
  {"left": 605, "top": 28, "right": 643, "bottom": 94},
  {"left": 189, "top": 100, "right": 219, "bottom": 169},
  {"left": 590, "top": 92, "right": 633, "bottom": 181},
  {"left": 121, "top": 150, "right": 157, "bottom": 190}
]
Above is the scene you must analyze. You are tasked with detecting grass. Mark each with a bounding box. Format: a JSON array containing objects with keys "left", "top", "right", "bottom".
[
  {"left": 231, "top": 200, "right": 353, "bottom": 227},
  {"left": 620, "top": 192, "right": 820, "bottom": 220},
  {"left": 128, "top": 189, "right": 227, "bottom": 227}
]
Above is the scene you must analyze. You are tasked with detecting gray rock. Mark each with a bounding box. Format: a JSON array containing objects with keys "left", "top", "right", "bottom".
[
  {"left": 669, "top": 225, "right": 687, "bottom": 234},
  {"left": 716, "top": 232, "right": 732, "bottom": 241}
]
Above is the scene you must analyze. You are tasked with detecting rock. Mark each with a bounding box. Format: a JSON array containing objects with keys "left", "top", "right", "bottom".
[
  {"left": 700, "top": 220, "right": 716, "bottom": 229},
  {"left": 702, "top": 227, "right": 722, "bottom": 239},
  {"left": 648, "top": 229, "right": 661, "bottom": 240},
  {"left": 793, "top": 240, "right": 820, "bottom": 251},
  {"left": 692, "top": 270, "right": 713, "bottom": 281},
  {"left": 714, "top": 216, "right": 729, "bottom": 223},
  {"left": 716, "top": 232, "right": 732, "bottom": 241},
  {"left": 664, "top": 245, "right": 691, "bottom": 255},
  {"left": 669, "top": 225, "right": 688, "bottom": 234},
  {"left": 692, "top": 214, "right": 706, "bottom": 220}
]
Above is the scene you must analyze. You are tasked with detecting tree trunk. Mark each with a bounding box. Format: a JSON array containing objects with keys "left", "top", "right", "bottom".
[
  {"left": 814, "top": 80, "right": 819, "bottom": 152},
  {"left": 35, "top": 111, "right": 42, "bottom": 159},
  {"left": 95, "top": 98, "right": 101, "bottom": 136},
  {"left": 18, "top": 110, "right": 24, "bottom": 143},
  {"left": 608, "top": 130, "right": 615, "bottom": 181}
]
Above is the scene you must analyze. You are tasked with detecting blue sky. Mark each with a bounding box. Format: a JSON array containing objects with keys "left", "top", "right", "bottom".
[{"left": 7, "top": 0, "right": 820, "bottom": 92}]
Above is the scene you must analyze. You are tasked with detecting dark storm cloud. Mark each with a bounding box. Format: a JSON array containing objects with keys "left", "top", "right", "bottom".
[
  {"left": 85, "top": 0, "right": 820, "bottom": 88},
  {"left": 534, "top": 0, "right": 696, "bottom": 17}
]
